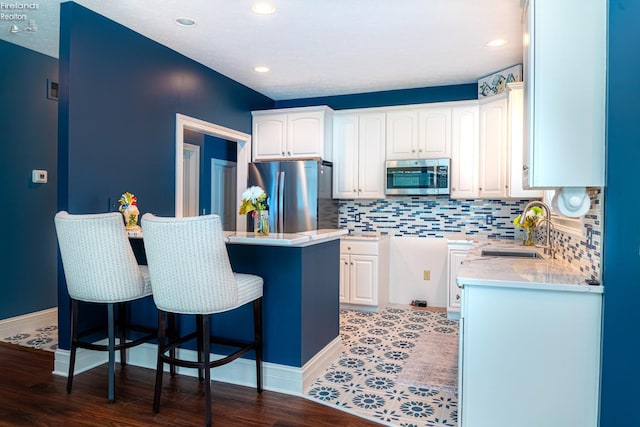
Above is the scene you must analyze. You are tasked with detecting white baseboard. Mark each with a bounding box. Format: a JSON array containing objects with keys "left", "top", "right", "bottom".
[
  {"left": 0, "top": 308, "right": 57, "bottom": 338},
  {"left": 54, "top": 336, "right": 343, "bottom": 396}
]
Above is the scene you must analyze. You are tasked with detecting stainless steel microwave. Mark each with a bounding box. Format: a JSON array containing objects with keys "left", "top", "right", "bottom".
[{"left": 385, "top": 158, "right": 450, "bottom": 195}]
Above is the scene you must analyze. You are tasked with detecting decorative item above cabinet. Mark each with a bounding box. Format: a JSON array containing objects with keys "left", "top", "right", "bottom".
[
  {"left": 252, "top": 106, "right": 334, "bottom": 162},
  {"left": 522, "top": 0, "right": 605, "bottom": 189}
]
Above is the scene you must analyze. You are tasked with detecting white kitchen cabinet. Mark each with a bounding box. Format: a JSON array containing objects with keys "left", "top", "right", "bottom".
[
  {"left": 333, "top": 112, "right": 386, "bottom": 199},
  {"left": 446, "top": 241, "right": 471, "bottom": 319},
  {"left": 386, "top": 107, "right": 451, "bottom": 160},
  {"left": 252, "top": 106, "right": 334, "bottom": 161},
  {"left": 450, "top": 102, "right": 479, "bottom": 199},
  {"left": 478, "top": 94, "right": 508, "bottom": 198},
  {"left": 340, "top": 236, "right": 389, "bottom": 309},
  {"left": 459, "top": 283, "right": 602, "bottom": 427},
  {"left": 522, "top": 0, "right": 605, "bottom": 188},
  {"left": 507, "top": 83, "right": 543, "bottom": 198}
]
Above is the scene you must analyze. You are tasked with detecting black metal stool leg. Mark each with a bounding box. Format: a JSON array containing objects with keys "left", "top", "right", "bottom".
[
  {"left": 153, "top": 310, "right": 166, "bottom": 413},
  {"left": 254, "top": 298, "right": 263, "bottom": 393},
  {"left": 202, "top": 315, "right": 212, "bottom": 427},
  {"left": 67, "top": 299, "right": 78, "bottom": 394},
  {"left": 118, "top": 302, "right": 127, "bottom": 366},
  {"left": 107, "top": 303, "right": 116, "bottom": 403}
]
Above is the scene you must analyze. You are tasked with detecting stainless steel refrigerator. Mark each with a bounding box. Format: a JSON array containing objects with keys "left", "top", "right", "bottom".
[{"left": 247, "top": 160, "right": 339, "bottom": 233}]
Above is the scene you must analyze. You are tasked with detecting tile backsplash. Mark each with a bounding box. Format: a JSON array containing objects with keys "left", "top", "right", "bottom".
[{"left": 338, "top": 188, "right": 602, "bottom": 279}]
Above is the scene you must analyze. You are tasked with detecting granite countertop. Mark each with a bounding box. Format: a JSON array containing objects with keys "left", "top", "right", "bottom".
[
  {"left": 457, "top": 239, "right": 603, "bottom": 294},
  {"left": 341, "top": 231, "right": 390, "bottom": 241},
  {"left": 224, "top": 228, "right": 347, "bottom": 247},
  {"left": 127, "top": 228, "right": 347, "bottom": 247}
]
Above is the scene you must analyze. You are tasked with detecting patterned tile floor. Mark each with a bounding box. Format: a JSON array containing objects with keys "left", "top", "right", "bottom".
[
  {"left": 1, "top": 324, "right": 58, "bottom": 352},
  {"left": 305, "top": 306, "right": 459, "bottom": 427}
]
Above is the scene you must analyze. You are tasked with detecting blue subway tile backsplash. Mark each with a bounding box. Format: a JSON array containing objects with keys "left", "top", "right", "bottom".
[{"left": 338, "top": 188, "right": 602, "bottom": 280}]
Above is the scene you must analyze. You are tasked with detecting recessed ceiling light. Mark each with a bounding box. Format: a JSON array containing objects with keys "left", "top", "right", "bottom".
[
  {"left": 252, "top": 3, "right": 276, "bottom": 14},
  {"left": 175, "top": 17, "right": 196, "bottom": 27},
  {"left": 254, "top": 66, "right": 270, "bottom": 73},
  {"left": 486, "top": 39, "right": 507, "bottom": 47}
]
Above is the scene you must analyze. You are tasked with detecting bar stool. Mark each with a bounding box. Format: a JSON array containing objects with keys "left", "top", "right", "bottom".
[
  {"left": 54, "top": 211, "right": 156, "bottom": 403},
  {"left": 140, "top": 213, "right": 263, "bottom": 427}
]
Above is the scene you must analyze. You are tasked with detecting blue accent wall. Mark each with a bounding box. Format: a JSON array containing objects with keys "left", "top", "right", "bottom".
[
  {"left": 0, "top": 41, "right": 58, "bottom": 319},
  {"left": 274, "top": 83, "right": 478, "bottom": 110},
  {"left": 56, "top": 2, "right": 273, "bottom": 348},
  {"left": 600, "top": 1, "right": 640, "bottom": 425}
]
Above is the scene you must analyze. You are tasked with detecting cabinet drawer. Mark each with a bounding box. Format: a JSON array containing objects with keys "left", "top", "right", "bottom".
[{"left": 340, "top": 240, "right": 379, "bottom": 255}]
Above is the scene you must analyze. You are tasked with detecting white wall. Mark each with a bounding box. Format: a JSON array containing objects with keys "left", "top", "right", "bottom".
[{"left": 388, "top": 236, "right": 448, "bottom": 307}]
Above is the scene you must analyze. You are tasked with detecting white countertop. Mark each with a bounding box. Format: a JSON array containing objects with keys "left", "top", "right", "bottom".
[
  {"left": 223, "top": 228, "right": 348, "bottom": 247},
  {"left": 128, "top": 228, "right": 347, "bottom": 247},
  {"left": 457, "top": 240, "right": 603, "bottom": 294},
  {"left": 341, "top": 232, "right": 390, "bottom": 241}
]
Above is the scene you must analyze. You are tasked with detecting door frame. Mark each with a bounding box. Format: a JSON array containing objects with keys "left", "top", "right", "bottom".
[
  {"left": 183, "top": 143, "right": 200, "bottom": 216},
  {"left": 175, "top": 113, "right": 251, "bottom": 231}
]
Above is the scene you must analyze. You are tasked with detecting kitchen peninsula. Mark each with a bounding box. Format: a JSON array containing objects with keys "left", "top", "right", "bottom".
[{"left": 61, "top": 228, "right": 348, "bottom": 395}]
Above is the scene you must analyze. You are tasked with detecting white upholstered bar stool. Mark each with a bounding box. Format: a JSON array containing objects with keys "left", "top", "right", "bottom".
[
  {"left": 140, "top": 213, "right": 263, "bottom": 427},
  {"left": 54, "top": 211, "right": 155, "bottom": 403}
]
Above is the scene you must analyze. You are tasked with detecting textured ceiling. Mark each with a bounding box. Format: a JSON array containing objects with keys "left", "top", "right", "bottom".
[{"left": 1, "top": 0, "right": 523, "bottom": 101}]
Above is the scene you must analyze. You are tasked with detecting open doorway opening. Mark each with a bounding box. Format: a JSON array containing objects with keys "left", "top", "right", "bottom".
[{"left": 175, "top": 114, "right": 251, "bottom": 231}]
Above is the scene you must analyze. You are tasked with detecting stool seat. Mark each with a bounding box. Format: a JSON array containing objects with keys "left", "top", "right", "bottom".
[{"left": 141, "top": 213, "right": 263, "bottom": 427}]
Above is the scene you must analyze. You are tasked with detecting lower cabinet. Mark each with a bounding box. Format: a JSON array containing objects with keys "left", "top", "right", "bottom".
[
  {"left": 340, "top": 236, "right": 389, "bottom": 309},
  {"left": 447, "top": 241, "right": 472, "bottom": 319},
  {"left": 459, "top": 283, "right": 602, "bottom": 427}
]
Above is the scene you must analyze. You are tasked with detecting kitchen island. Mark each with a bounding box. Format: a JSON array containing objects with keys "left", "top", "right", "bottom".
[
  {"left": 55, "top": 229, "right": 347, "bottom": 395},
  {"left": 456, "top": 240, "right": 602, "bottom": 427}
]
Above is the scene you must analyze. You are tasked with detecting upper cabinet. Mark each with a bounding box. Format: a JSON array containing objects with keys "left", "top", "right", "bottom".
[
  {"left": 522, "top": 0, "right": 605, "bottom": 188},
  {"left": 386, "top": 106, "right": 451, "bottom": 160},
  {"left": 333, "top": 112, "right": 386, "bottom": 199},
  {"left": 508, "top": 83, "right": 543, "bottom": 198},
  {"left": 478, "top": 94, "right": 508, "bottom": 198},
  {"left": 252, "top": 106, "right": 334, "bottom": 162},
  {"left": 450, "top": 102, "right": 479, "bottom": 199}
]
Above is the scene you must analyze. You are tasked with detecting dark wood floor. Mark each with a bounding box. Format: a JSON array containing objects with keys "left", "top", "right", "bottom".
[{"left": 0, "top": 343, "right": 381, "bottom": 426}]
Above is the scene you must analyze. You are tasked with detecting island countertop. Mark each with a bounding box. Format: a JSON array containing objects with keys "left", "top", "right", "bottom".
[
  {"left": 457, "top": 239, "right": 603, "bottom": 294},
  {"left": 128, "top": 228, "right": 347, "bottom": 247}
]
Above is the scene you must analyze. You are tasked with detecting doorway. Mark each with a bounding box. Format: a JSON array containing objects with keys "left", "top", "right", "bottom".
[{"left": 175, "top": 114, "right": 251, "bottom": 231}]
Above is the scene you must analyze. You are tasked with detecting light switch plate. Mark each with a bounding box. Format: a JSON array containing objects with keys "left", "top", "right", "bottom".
[{"left": 32, "top": 169, "right": 47, "bottom": 183}]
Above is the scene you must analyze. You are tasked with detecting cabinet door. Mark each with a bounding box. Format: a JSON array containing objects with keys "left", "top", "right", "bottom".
[
  {"left": 253, "top": 114, "right": 287, "bottom": 160},
  {"left": 524, "top": 0, "right": 605, "bottom": 188},
  {"left": 478, "top": 96, "right": 508, "bottom": 198},
  {"left": 358, "top": 112, "right": 386, "bottom": 199},
  {"left": 386, "top": 110, "right": 418, "bottom": 160},
  {"left": 333, "top": 114, "right": 359, "bottom": 199},
  {"left": 349, "top": 254, "right": 378, "bottom": 306},
  {"left": 287, "top": 111, "right": 324, "bottom": 159},
  {"left": 339, "top": 253, "right": 350, "bottom": 304},
  {"left": 451, "top": 104, "right": 479, "bottom": 199},
  {"left": 447, "top": 249, "right": 467, "bottom": 313},
  {"left": 418, "top": 107, "right": 452, "bottom": 158},
  {"left": 507, "top": 84, "right": 543, "bottom": 198}
]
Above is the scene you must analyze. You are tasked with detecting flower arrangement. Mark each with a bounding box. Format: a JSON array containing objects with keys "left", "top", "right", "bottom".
[
  {"left": 513, "top": 206, "right": 545, "bottom": 246},
  {"left": 239, "top": 186, "right": 269, "bottom": 236},
  {"left": 239, "top": 186, "right": 267, "bottom": 216},
  {"left": 118, "top": 191, "right": 140, "bottom": 230}
]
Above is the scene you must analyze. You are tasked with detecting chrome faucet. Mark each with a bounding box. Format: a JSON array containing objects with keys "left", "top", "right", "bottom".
[{"left": 520, "top": 201, "right": 554, "bottom": 258}]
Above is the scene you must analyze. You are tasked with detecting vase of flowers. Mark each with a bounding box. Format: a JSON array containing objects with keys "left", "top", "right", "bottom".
[
  {"left": 513, "top": 206, "right": 544, "bottom": 246},
  {"left": 118, "top": 192, "right": 141, "bottom": 231},
  {"left": 239, "top": 186, "right": 269, "bottom": 236}
]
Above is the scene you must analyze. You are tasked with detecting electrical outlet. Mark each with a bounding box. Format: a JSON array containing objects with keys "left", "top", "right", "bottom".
[{"left": 423, "top": 270, "right": 431, "bottom": 281}]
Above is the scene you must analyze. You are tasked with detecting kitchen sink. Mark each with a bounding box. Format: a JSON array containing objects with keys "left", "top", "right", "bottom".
[{"left": 480, "top": 248, "right": 544, "bottom": 259}]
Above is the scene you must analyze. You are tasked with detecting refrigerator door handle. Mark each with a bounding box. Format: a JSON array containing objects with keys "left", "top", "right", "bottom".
[{"left": 278, "top": 171, "right": 285, "bottom": 232}]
